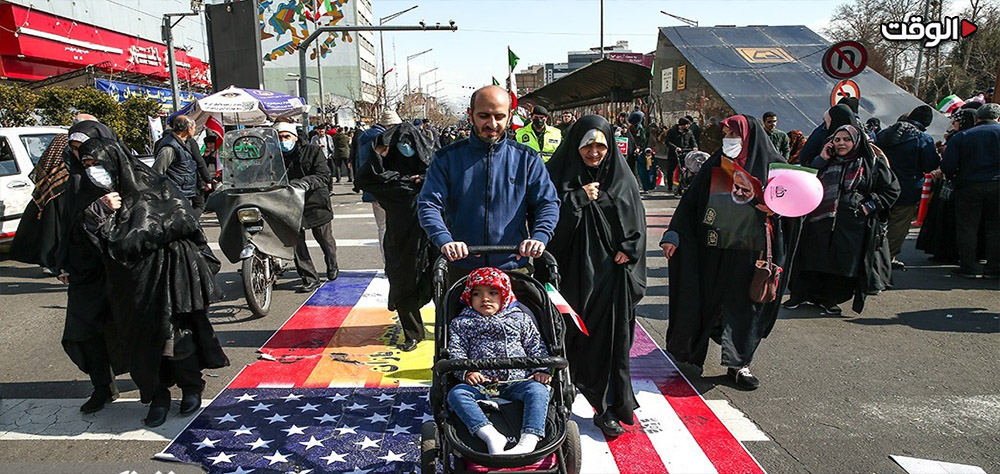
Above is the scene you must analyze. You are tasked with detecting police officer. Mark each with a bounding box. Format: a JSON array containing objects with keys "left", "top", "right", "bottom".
[{"left": 515, "top": 104, "right": 562, "bottom": 162}]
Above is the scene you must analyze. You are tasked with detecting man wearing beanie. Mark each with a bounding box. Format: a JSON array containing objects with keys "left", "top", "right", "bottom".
[
  {"left": 274, "top": 121, "right": 339, "bottom": 293},
  {"left": 663, "top": 117, "right": 697, "bottom": 194},
  {"left": 352, "top": 110, "right": 404, "bottom": 261},
  {"left": 876, "top": 104, "right": 941, "bottom": 269},
  {"left": 941, "top": 103, "right": 1000, "bottom": 279}
]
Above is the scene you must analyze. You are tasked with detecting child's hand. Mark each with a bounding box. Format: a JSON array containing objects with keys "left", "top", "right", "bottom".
[
  {"left": 465, "top": 371, "right": 488, "bottom": 385},
  {"left": 531, "top": 372, "right": 551, "bottom": 385}
]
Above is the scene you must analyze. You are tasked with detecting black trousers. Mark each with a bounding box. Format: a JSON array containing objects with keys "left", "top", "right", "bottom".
[
  {"left": 78, "top": 336, "right": 113, "bottom": 388},
  {"left": 293, "top": 220, "right": 339, "bottom": 285},
  {"left": 396, "top": 305, "right": 427, "bottom": 342},
  {"left": 954, "top": 181, "right": 1000, "bottom": 275},
  {"left": 151, "top": 353, "right": 204, "bottom": 407},
  {"left": 333, "top": 159, "right": 353, "bottom": 182}
]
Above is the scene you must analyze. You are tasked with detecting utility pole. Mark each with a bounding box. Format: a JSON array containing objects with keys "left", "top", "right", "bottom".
[
  {"left": 418, "top": 67, "right": 438, "bottom": 94},
  {"left": 599, "top": 0, "right": 604, "bottom": 58},
  {"left": 313, "top": 0, "right": 326, "bottom": 123},
  {"left": 162, "top": 1, "right": 203, "bottom": 112},
  {"left": 298, "top": 24, "right": 456, "bottom": 126},
  {"left": 380, "top": 5, "right": 418, "bottom": 113},
  {"left": 912, "top": 0, "right": 932, "bottom": 98},
  {"left": 406, "top": 49, "right": 432, "bottom": 118}
]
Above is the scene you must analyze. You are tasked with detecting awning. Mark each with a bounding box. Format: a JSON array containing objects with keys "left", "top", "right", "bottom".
[{"left": 520, "top": 58, "right": 652, "bottom": 111}]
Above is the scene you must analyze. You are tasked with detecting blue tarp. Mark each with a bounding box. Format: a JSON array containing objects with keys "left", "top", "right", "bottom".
[
  {"left": 95, "top": 79, "right": 203, "bottom": 108},
  {"left": 658, "top": 26, "right": 948, "bottom": 137}
]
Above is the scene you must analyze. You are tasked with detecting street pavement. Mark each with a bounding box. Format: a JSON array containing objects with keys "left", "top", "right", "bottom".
[{"left": 0, "top": 181, "right": 997, "bottom": 474}]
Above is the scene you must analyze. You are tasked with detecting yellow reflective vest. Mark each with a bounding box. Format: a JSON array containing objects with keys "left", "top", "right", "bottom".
[{"left": 514, "top": 124, "right": 562, "bottom": 162}]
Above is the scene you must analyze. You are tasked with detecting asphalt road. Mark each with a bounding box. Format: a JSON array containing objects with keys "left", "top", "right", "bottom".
[{"left": 0, "top": 182, "right": 997, "bottom": 474}]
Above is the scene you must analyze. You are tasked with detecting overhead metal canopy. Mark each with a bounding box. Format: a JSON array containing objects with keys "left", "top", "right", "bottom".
[
  {"left": 520, "top": 58, "right": 651, "bottom": 111},
  {"left": 656, "top": 25, "right": 948, "bottom": 137}
]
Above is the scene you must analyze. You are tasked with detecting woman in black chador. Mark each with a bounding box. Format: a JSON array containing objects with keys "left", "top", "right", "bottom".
[
  {"left": 77, "top": 137, "right": 228, "bottom": 427},
  {"left": 545, "top": 114, "right": 647, "bottom": 437},
  {"left": 659, "top": 115, "right": 790, "bottom": 391}
]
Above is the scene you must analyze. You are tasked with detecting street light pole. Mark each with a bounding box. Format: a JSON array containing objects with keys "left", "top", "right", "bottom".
[
  {"left": 380, "top": 5, "right": 418, "bottom": 112},
  {"left": 299, "top": 25, "right": 455, "bottom": 125},
  {"left": 418, "top": 67, "right": 438, "bottom": 93},
  {"left": 406, "top": 48, "right": 432, "bottom": 118},
  {"left": 162, "top": 4, "right": 202, "bottom": 112},
  {"left": 313, "top": 0, "right": 326, "bottom": 123}
]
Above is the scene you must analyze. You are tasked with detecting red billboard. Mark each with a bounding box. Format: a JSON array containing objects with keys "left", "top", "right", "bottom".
[{"left": 0, "top": 4, "right": 209, "bottom": 86}]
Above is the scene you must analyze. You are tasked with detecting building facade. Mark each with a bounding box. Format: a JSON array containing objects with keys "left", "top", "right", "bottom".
[{"left": 259, "top": 0, "right": 377, "bottom": 125}]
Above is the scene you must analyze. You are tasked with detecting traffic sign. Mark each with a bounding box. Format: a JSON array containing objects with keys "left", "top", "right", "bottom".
[
  {"left": 822, "top": 41, "right": 868, "bottom": 80},
  {"left": 831, "top": 79, "right": 861, "bottom": 106}
]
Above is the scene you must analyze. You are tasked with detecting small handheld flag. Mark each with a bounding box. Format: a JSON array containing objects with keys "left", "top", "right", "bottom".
[{"left": 545, "top": 283, "right": 588, "bottom": 336}]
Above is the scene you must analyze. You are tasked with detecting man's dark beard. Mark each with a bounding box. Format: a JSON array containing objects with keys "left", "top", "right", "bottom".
[{"left": 474, "top": 122, "right": 504, "bottom": 144}]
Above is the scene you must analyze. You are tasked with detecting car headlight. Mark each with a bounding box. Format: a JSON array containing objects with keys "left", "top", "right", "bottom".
[{"left": 237, "top": 208, "right": 262, "bottom": 223}]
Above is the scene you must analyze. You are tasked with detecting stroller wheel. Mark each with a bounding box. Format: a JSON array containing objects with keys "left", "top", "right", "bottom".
[
  {"left": 562, "top": 420, "right": 582, "bottom": 474},
  {"left": 420, "top": 421, "right": 439, "bottom": 473}
]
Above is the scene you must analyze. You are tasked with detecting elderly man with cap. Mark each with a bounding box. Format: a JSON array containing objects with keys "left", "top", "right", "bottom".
[
  {"left": 515, "top": 104, "right": 563, "bottom": 162},
  {"left": 275, "top": 121, "right": 339, "bottom": 293},
  {"left": 941, "top": 103, "right": 1000, "bottom": 279},
  {"left": 353, "top": 110, "right": 404, "bottom": 260},
  {"left": 876, "top": 104, "right": 941, "bottom": 269}
]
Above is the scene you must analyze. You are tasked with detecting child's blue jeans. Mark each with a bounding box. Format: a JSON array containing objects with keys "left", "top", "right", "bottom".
[{"left": 447, "top": 380, "right": 549, "bottom": 437}]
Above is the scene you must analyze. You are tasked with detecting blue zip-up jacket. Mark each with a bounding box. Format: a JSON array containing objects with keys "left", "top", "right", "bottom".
[
  {"left": 941, "top": 122, "right": 1000, "bottom": 186},
  {"left": 354, "top": 124, "right": 385, "bottom": 203},
  {"left": 417, "top": 133, "right": 561, "bottom": 270}
]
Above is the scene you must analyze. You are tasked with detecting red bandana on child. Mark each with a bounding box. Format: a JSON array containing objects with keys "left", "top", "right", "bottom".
[{"left": 460, "top": 267, "right": 517, "bottom": 308}]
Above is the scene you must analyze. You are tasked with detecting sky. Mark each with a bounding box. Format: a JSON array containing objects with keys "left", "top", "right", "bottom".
[{"left": 371, "top": 0, "right": 847, "bottom": 110}]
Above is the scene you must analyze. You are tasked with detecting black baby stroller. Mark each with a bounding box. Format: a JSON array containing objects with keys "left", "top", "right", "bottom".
[
  {"left": 678, "top": 149, "right": 710, "bottom": 195},
  {"left": 420, "top": 246, "right": 582, "bottom": 474}
]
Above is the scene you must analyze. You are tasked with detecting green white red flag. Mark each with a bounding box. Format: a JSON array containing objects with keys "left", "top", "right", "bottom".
[{"left": 545, "top": 283, "right": 588, "bottom": 336}]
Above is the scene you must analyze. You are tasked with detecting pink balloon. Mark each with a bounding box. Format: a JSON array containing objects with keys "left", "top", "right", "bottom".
[{"left": 764, "top": 171, "right": 824, "bottom": 217}]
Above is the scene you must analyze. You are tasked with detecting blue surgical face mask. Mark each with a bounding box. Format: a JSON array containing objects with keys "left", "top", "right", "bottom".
[
  {"left": 85, "top": 165, "right": 113, "bottom": 189},
  {"left": 280, "top": 139, "right": 296, "bottom": 152}
]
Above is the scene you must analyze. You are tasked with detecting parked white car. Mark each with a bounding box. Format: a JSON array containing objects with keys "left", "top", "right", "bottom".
[{"left": 0, "top": 127, "right": 67, "bottom": 244}]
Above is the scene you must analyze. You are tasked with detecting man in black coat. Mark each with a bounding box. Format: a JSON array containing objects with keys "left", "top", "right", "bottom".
[
  {"left": 662, "top": 117, "right": 698, "bottom": 193},
  {"left": 275, "top": 122, "right": 339, "bottom": 293}
]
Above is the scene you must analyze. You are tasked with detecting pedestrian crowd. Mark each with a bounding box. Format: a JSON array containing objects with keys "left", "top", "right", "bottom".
[{"left": 10, "top": 80, "right": 997, "bottom": 445}]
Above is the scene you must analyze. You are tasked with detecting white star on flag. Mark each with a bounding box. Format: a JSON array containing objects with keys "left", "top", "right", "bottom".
[
  {"left": 335, "top": 425, "right": 359, "bottom": 435},
  {"left": 354, "top": 436, "right": 380, "bottom": 449},
  {"left": 378, "top": 450, "right": 406, "bottom": 463},
  {"left": 230, "top": 425, "right": 255, "bottom": 436},
  {"left": 387, "top": 424, "right": 411, "bottom": 435},
  {"left": 262, "top": 450, "right": 290, "bottom": 465},
  {"left": 282, "top": 393, "right": 303, "bottom": 402},
  {"left": 249, "top": 402, "right": 273, "bottom": 412},
  {"left": 327, "top": 393, "right": 348, "bottom": 402},
  {"left": 320, "top": 449, "right": 347, "bottom": 464},
  {"left": 364, "top": 412, "right": 389, "bottom": 423},
  {"left": 345, "top": 402, "right": 368, "bottom": 411},
  {"left": 344, "top": 467, "right": 372, "bottom": 474},
  {"left": 234, "top": 393, "right": 257, "bottom": 402},
  {"left": 418, "top": 412, "right": 434, "bottom": 423},
  {"left": 206, "top": 451, "right": 235, "bottom": 465},
  {"left": 245, "top": 437, "right": 273, "bottom": 450},
  {"left": 214, "top": 413, "right": 240, "bottom": 424},
  {"left": 223, "top": 467, "right": 255, "bottom": 474},
  {"left": 281, "top": 424, "right": 307, "bottom": 436},
  {"left": 394, "top": 401, "right": 416, "bottom": 412},
  {"left": 297, "top": 403, "right": 320, "bottom": 412},
  {"left": 299, "top": 436, "right": 324, "bottom": 450},
  {"left": 193, "top": 437, "right": 220, "bottom": 450},
  {"left": 264, "top": 413, "right": 288, "bottom": 424},
  {"left": 314, "top": 413, "right": 339, "bottom": 424},
  {"left": 375, "top": 393, "right": 395, "bottom": 402}
]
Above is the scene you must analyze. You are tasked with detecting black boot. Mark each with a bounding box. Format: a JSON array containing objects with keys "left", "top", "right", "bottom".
[
  {"left": 179, "top": 391, "right": 202, "bottom": 416},
  {"left": 144, "top": 404, "right": 170, "bottom": 427},
  {"left": 80, "top": 385, "right": 118, "bottom": 414},
  {"left": 593, "top": 411, "right": 625, "bottom": 437}
]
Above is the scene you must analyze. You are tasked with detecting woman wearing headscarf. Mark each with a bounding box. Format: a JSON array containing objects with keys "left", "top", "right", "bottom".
[
  {"left": 76, "top": 137, "right": 228, "bottom": 427},
  {"left": 11, "top": 121, "right": 129, "bottom": 414},
  {"left": 787, "top": 130, "right": 806, "bottom": 164},
  {"left": 784, "top": 111, "right": 900, "bottom": 315},
  {"left": 916, "top": 109, "right": 979, "bottom": 261},
  {"left": 659, "top": 115, "right": 790, "bottom": 390},
  {"left": 355, "top": 121, "right": 437, "bottom": 352},
  {"left": 545, "top": 115, "right": 646, "bottom": 437}
]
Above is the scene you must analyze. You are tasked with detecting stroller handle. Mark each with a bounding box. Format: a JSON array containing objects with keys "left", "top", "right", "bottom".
[
  {"left": 433, "top": 356, "right": 569, "bottom": 375},
  {"left": 432, "top": 245, "right": 561, "bottom": 288}
]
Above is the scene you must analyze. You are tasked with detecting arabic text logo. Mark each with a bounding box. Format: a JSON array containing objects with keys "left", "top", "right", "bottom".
[{"left": 881, "top": 16, "right": 978, "bottom": 48}]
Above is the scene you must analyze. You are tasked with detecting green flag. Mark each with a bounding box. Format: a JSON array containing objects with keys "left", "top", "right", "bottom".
[
  {"left": 508, "top": 47, "right": 519, "bottom": 72},
  {"left": 492, "top": 77, "right": 501, "bottom": 86}
]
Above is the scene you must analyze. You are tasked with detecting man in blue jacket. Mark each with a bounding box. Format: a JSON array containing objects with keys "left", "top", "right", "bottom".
[
  {"left": 941, "top": 103, "right": 1000, "bottom": 279},
  {"left": 876, "top": 105, "right": 941, "bottom": 268},
  {"left": 418, "top": 85, "right": 560, "bottom": 276},
  {"left": 353, "top": 110, "right": 403, "bottom": 263}
]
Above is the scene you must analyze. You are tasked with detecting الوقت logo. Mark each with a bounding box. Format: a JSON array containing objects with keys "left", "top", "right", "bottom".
[{"left": 881, "top": 16, "right": 978, "bottom": 48}]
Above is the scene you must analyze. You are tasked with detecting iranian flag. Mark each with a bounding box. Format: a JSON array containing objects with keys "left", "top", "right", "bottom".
[
  {"left": 937, "top": 94, "right": 965, "bottom": 114},
  {"left": 507, "top": 47, "right": 520, "bottom": 121},
  {"left": 545, "top": 283, "right": 589, "bottom": 336}
]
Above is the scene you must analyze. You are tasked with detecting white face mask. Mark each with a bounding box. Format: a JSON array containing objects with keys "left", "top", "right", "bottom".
[
  {"left": 722, "top": 138, "right": 743, "bottom": 158},
  {"left": 85, "top": 165, "right": 113, "bottom": 189}
]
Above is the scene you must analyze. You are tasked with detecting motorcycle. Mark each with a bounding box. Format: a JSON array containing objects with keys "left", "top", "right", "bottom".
[{"left": 207, "top": 128, "right": 305, "bottom": 317}]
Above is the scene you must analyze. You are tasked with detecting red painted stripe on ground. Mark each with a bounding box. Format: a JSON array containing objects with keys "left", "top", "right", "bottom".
[
  {"left": 229, "top": 305, "right": 351, "bottom": 388},
  {"left": 657, "top": 377, "right": 765, "bottom": 474},
  {"left": 606, "top": 414, "right": 671, "bottom": 474}
]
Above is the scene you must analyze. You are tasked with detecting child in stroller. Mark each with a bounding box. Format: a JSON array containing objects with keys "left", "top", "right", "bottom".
[{"left": 447, "top": 267, "right": 551, "bottom": 455}]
